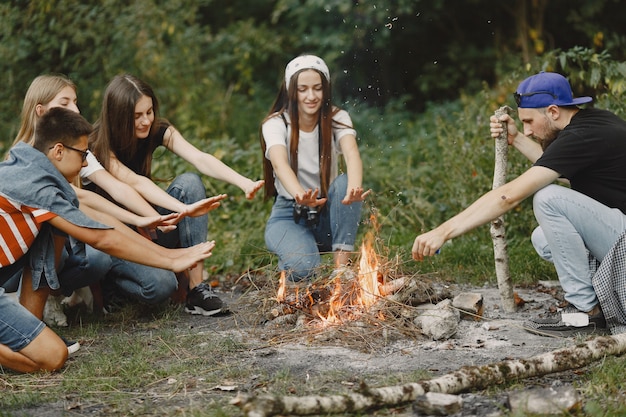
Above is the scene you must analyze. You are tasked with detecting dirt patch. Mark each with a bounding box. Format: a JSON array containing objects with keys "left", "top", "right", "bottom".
[
  {"left": 213, "top": 282, "right": 572, "bottom": 377},
  {"left": 9, "top": 280, "right": 593, "bottom": 417}
]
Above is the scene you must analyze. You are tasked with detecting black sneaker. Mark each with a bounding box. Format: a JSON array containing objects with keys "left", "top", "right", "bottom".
[
  {"left": 523, "top": 305, "right": 608, "bottom": 337},
  {"left": 62, "top": 337, "right": 81, "bottom": 355},
  {"left": 184, "top": 283, "right": 226, "bottom": 316}
]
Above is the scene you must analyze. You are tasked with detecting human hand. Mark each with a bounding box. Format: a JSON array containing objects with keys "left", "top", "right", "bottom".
[
  {"left": 412, "top": 229, "right": 446, "bottom": 261},
  {"left": 342, "top": 187, "right": 372, "bottom": 205},
  {"left": 295, "top": 188, "right": 327, "bottom": 208},
  {"left": 490, "top": 114, "right": 518, "bottom": 145},
  {"left": 170, "top": 240, "right": 216, "bottom": 272},
  {"left": 181, "top": 194, "right": 228, "bottom": 218},
  {"left": 135, "top": 212, "right": 180, "bottom": 239},
  {"left": 244, "top": 180, "right": 265, "bottom": 200}
]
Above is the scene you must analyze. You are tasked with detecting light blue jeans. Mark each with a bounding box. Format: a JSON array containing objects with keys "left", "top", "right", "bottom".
[
  {"left": 531, "top": 184, "right": 626, "bottom": 312},
  {"left": 265, "top": 174, "right": 363, "bottom": 281},
  {"left": 59, "top": 173, "right": 208, "bottom": 303},
  {"left": 111, "top": 172, "right": 209, "bottom": 300}
]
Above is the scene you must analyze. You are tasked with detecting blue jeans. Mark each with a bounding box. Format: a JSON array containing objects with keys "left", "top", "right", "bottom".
[
  {"left": 110, "top": 173, "right": 208, "bottom": 301},
  {"left": 0, "top": 287, "right": 45, "bottom": 351},
  {"left": 532, "top": 184, "right": 626, "bottom": 312},
  {"left": 1, "top": 242, "right": 176, "bottom": 304},
  {"left": 155, "top": 173, "right": 209, "bottom": 249},
  {"left": 265, "top": 174, "right": 363, "bottom": 281}
]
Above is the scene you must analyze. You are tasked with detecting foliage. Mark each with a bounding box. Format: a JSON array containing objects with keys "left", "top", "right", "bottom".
[{"left": 2, "top": 2, "right": 626, "bottom": 282}]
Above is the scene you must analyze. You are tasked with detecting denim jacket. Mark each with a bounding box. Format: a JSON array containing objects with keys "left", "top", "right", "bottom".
[{"left": 0, "top": 143, "right": 110, "bottom": 290}]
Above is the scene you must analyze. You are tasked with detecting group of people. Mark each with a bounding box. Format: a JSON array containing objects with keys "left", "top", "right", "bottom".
[{"left": 1, "top": 53, "right": 625, "bottom": 374}]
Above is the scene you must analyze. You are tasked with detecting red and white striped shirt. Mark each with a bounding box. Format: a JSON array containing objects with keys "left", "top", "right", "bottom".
[{"left": 0, "top": 195, "right": 57, "bottom": 267}]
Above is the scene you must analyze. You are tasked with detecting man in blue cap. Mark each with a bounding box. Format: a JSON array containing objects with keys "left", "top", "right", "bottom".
[{"left": 412, "top": 72, "right": 626, "bottom": 337}]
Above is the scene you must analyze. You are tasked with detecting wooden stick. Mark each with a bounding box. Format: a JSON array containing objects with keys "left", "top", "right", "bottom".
[
  {"left": 491, "top": 105, "right": 516, "bottom": 313},
  {"left": 232, "top": 333, "right": 626, "bottom": 416}
]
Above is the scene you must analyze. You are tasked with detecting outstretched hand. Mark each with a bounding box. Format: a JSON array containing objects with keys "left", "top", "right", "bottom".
[
  {"left": 171, "top": 240, "right": 216, "bottom": 272},
  {"left": 295, "top": 188, "right": 327, "bottom": 208},
  {"left": 244, "top": 180, "right": 265, "bottom": 200},
  {"left": 342, "top": 187, "right": 372, "bottom": 205},
  {"left": 181, "top": 194, "right": 228, "bottom": 218},
  {"left": 136, "top": 212, "right": 181, "bottom": 239},
  {"left": 490, "top": 114, "right": 519, "bottom": 145}
]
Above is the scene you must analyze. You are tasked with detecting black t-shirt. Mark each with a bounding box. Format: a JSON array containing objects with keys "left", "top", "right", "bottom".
[
  {"left": 122, "top": 121, "right": 170, "bottom": 177},
  {"left": 535, "top": 108, "right": 626, "bottom": 213}
]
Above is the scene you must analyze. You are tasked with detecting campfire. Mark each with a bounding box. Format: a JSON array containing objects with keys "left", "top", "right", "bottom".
[{"left": 273, "top": 233, "right": 408, "bottom": 327}]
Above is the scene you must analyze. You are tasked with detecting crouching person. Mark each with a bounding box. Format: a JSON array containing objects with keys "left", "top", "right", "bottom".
[{"left": 0, "top": 108, "right": 216, "bottom": 372}]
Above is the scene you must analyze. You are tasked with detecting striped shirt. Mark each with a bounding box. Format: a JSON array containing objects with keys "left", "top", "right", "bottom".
[{"left": 0, "top": 194, "right": 57, "bottom": 267}]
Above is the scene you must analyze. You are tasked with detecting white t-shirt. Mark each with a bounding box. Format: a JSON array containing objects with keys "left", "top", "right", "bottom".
[
  {"left": 262, "top": 109, "right": 356, "bottom": 199},
  {"left": 79, "top": 151, "right": 105, "bottom": 185}
]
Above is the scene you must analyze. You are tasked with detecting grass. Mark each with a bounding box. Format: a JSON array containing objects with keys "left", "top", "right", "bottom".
[{"left": 2, "top": 300, "right": 624, "bottom": 417}]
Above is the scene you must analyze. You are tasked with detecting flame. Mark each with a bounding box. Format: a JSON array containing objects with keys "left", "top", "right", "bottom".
[
  {"left": 275, "top": 230, "right": 387, "bottom": 326},
  {"left": 276, "top": 270, "right": 287, "bottom": 302},
  {"left": 357, "top": 239, "right": 381, "bottom": 308}
]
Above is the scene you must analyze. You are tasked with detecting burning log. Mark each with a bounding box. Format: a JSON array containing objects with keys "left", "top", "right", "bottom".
[{"left": 232, "top": 333, "right": 626, "bottom": 417}]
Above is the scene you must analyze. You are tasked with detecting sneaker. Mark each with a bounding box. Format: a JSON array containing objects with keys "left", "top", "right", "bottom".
[
  {"left": 523, "top": 304, "right": 608, "bottom": 337},
  {"left": 184, "top": 282, "right": 226, "bottom": 316},
  {"left": 62, "top": 337, "right": 81, "bottom": 355},
  {"left": 43, "top": 295, "right": 68, "bottom": 327}
]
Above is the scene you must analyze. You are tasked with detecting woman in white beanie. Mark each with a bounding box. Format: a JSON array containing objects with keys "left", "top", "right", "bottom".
[{"left": 260, "top": 55, "right": 370, "bottom": 281}]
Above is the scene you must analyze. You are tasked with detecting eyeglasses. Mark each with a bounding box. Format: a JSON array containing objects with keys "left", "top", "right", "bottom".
[
  {"left": 513, "top": 91, "right": 558, "bottom": 106},
  {"left": 48, "top": 143, "right": 89, "bottom": 162}
]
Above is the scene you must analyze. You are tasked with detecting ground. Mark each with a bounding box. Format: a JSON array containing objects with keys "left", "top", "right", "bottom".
[{"left": 5, "top": 280, "right": 601, "bottom": 417}]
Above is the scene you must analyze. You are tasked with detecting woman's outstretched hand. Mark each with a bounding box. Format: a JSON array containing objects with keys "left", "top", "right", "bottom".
[
  {"left": 135, "top": 212, "right": 181, "bottom": 239},
  {"left": 182, "top": 194, "right": 228, "bottom": 218},
  {"left": 295, "top": 188, "right": 327, "bottom": 208},
  {"left": 342, "top": 187, "right": 372, "bottom": 205},
  {"left": 244, "top": 180, "right": 265, "bottom": 200}
]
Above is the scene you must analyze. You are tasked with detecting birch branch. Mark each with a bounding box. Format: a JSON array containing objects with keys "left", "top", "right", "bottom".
[
  {"left": 491, "top": 105, "right": 515, "bottom": 313},
  {"left": 232, "top": 333, "right": 626, "bottom": 417}
]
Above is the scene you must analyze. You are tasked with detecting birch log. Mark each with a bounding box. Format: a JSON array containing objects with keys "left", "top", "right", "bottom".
[
  {"left": 232, "top": 333, "right": 626, "bottom": 417},
  {"left": 491, "top": 105, "right": 515, "bottom": 313}
]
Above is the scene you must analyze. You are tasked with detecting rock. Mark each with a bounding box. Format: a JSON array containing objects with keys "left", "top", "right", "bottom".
[
  {"left": 415, "top": 299, "right": 460, "bottom": 340},
  {"left": 413, "top": 392, "right": 462, "bottom": 416},
  {"left": 452, "top": 292, "right": 483, "bottom": 320},
  {"left": 507, "top": 384, "right": 581, "bottom": 414}
]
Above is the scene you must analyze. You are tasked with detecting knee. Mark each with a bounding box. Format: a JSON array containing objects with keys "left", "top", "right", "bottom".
[
  {"left": 38, "top": 334, "right": 68, "bottom": 372},
  {"left": 173, "top": 173, "right": 205, "bottom": 201},
  {"left": 328, "top": 174, "right": 348, "bottom": 196},
  {"left": 142, "top": 275, "right": 178, "bottom": 304},
  {"left": 532, "top": 184, "right": 561, "bottom": 212},
  {"left": 43, "top": 348, "right": 68, "bottom": 371}
]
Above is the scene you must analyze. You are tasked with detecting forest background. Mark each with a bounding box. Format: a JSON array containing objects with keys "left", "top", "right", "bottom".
[{"left": 2, "top": 0, "right": 626, "bottom": 285}]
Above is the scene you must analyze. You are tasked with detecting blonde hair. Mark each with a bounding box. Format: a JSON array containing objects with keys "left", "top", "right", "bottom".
[{"left": 12, "top": 74, "right": 77, "bottom": 146}]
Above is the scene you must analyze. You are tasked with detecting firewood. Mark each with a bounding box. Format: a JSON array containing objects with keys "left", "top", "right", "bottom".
[
  {"left": 232, "top": 333, "right": 626, "bottom": 416},
  {"left": 379, "top": 276, "right": 406, "bottom": 296}
]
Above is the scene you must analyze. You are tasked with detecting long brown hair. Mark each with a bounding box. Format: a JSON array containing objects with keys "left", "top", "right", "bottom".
[
  {"left": 90, "top": 74, "right": 164, "bottom": 177},
  {"left": 260, "top": 68, "right": 340, "bottom": 200}
]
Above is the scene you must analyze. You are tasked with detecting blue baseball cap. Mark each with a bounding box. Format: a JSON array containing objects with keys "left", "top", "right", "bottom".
[{"left": 514, "top": 72, "right": 593, "bottom": 108}]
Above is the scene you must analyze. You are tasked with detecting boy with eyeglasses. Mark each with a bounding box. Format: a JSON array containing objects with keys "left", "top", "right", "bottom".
[
  {"left": 412, "top": 72, "right": 626, "bottom": 337},
  {"left": 0, "top": 107, "right": 215, "bottom": 373}
]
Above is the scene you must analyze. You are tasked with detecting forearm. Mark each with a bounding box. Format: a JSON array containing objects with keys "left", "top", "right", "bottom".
[
  {"left": 512, "top": 132, "right": 543, "bottom": 163},
  {"left": 345, "top": 155, "right": 364, "bottom": 192},
  {"left": 274, "top": 165, "right": 306, "bottom": 199},
  {"left": 195, "top": 154, "right": 253, "bottom": 192},
  {"left": 78, "top": 206, "right": 175, "bottom": 266},
  {"left": 75, "top": 187, "right": 144, "bottom": 226},
  {"left": 133, "top": 176, "right": 187, "bottom": 213},
  {"left": 106, "top": 184, "right": 162, "bottom": 217}
]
